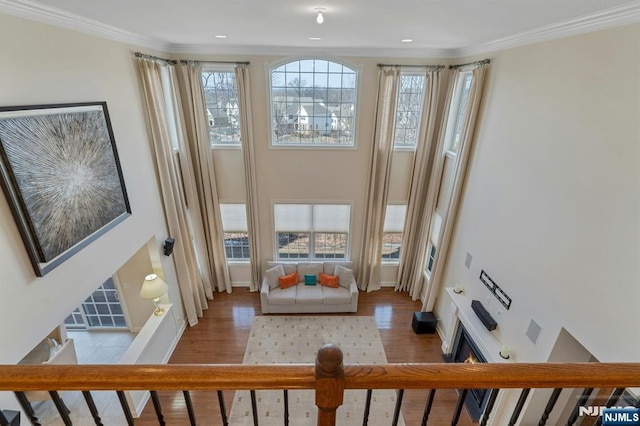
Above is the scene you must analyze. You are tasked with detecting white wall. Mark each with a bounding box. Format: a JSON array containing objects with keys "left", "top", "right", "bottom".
[
  {"left": 0, "top": 13, "right": 184, "bottom": 409},
  {"left": 435, "top": 23, "right": 640, "bottom": 368}
]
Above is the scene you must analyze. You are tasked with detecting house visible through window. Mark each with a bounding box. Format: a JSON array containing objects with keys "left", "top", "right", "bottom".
[
  {"left": 202, "top": 70, "right": 241, "bottom": 146},
  {"left": 220, "top": 203, "right": 250, "bottom": 260},
  {"left": 382, "top": 204, "right": 407, "bottom": 260},
  {"left": 270, "top": 59, "right": 357, "bottom": 146},
  {"left": 274, "top": 203, "right": 351, "bottom": 260},
  {"left": 394, "top": 73, "right": 426, "bottom": 148}
]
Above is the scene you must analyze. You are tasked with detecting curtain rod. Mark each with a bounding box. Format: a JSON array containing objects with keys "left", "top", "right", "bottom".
[
  {"left": 377, "top": 63, "right": 445, "bottom": 70},
  {"left": 134, "top": 52, "right": 177, "bottom": 65},
  {"left": 449, "top": 59, "right": 491, "bottom": 69},
  {"left": 180, "top": 60, "right": 250, "bottom": 66}
]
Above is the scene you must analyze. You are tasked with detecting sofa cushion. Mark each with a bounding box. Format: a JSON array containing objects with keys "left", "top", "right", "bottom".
[
  {"left": 279, "top": 271, "right": 298, "bottom": 289},
  {"left": 296, "top": 283, "right": 323, "bottom": 303},
  {"left": 323, "top": 261, "right": 354, "bottom": 275},
  {"left": 335, "top": 264, "right": 354, "bottom": 289},
  {"left": 268, "top": 285, "right": 297, "bottom": 305},
  {"left": 319, "top": 273, "right": 339, "bottom": 288},
  {"left": 266, "top": 261, "right": 297, "bottom": 276},
  {"left": 322, "top": 286, "right": 352, "bottom": 304},
  {"left": 264, "top": 264, "right": 285, "bottom": 290},
  {"left": 297, "top": 262, "right": 323, "bottom": 282}
]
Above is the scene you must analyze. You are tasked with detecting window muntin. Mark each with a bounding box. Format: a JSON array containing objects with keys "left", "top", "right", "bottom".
[
  {"left": 394, "top": 73, "right": 426, "bottom": 148},
  {"left": 270, "top": 59, "right": 357, "bottom": 147},
  {"left": 444, "top": 71, "right": 473, "bottom": 154},
  {"left": 274, "top": 203, "right": 350, "bottom": 260},
  {"left": 382, "top": 204, "right": 407, "bottom": 260},
  {"left": 65, "top": 278, "right": 126, "bottom": 330},
  {"left": 220, "top": 203, "right": 250, "bottom": 260},
  {"left": 202, "top": 71, "right": 241, "bottom": 146}
]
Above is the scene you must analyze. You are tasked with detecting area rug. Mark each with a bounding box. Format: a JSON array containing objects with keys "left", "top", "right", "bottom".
[{"left": 228, "top": 316, "right": 405, "bottom": 425}]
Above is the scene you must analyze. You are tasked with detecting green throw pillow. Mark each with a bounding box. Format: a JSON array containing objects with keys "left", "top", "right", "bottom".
[{"left": 304, "top": 274, "right": 317, "bottom": 285}]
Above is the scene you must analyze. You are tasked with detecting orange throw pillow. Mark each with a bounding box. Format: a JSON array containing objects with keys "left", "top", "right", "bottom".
[
  {"left": 278, "top": 271, "right": 298, "bottom": 289},
  {"left": 319, "top": 273, "right": 339, "bottom": 288}
]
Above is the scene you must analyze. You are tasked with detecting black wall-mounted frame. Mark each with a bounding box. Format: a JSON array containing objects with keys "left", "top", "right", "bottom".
[{"left": 479, "top": 270, "right": 512, "bottom": 310}]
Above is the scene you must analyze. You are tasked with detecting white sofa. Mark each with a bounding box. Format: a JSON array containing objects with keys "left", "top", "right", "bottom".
[{"left": 260, "top": 261, "right": 358, "bottom": 314}]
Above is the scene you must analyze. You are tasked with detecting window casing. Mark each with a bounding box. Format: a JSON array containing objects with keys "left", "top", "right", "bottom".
[
  {"left": 444, "top": 71, "right": 473, "bottom": 155},
  {"left": 274, "top": 203, "right": 351, "bottom": 260},
  {"left": 220, "top": 203, "right": 250, "bottom": 260},
  {"left": 270, "top": 59, "right": 358, "bottom": 147},
  {"left": 394, "top": 73, "right": 426, "bottom": 149},
  {"left": 202, "top": 70, "right": 241, "bottom": 146},
  {"left": 382, "top": 204, "right": 407, "bottom": 261}
]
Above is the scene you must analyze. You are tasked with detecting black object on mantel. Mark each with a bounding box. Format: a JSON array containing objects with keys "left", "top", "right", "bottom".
[
  {"left": 412, "top": 311, "right": 438, "bottom": 334},
  {"left": 471, "top": 300, "right": 497, "bottom": 331}
]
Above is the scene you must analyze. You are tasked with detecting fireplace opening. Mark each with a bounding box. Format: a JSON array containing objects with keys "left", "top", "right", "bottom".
[{"left": 444, "top": 324, "right": 490, "bottom": 421}]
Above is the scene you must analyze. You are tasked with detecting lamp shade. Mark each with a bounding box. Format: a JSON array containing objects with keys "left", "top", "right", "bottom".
[{"left": 140, "top": 274, "right": 168, "bottom": 299}]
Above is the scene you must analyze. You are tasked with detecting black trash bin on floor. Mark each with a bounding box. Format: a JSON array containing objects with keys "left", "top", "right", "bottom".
[{"left": 412, "top": 311, "right": 437, "bottom": 334}]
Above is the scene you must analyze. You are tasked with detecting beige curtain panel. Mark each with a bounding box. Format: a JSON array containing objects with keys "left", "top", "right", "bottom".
[
  {"left": 395, "top": 68, "right": 445, "bottom": 300},
  {"left": 423, "top": 63, "right": 489, "bottom": 312},
  {"left": 176, "top": 62, "right": 231, "bottom": 294},
  {"left": 358, "top": 66, "right": 401, "bottom": 292},
  {"left": 136, "top": 58, "right": 208, "bottom": 326},
  {"left": 235, "top": 64, "right": 262, "bottom": 291}
]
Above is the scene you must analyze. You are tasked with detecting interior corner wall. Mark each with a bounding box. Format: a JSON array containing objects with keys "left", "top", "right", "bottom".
[
  {"left": 435, "top": 23, "right": 640, "bottom": 364},
  {"left": 0, "top": 12, "right": 183, "bottom": 407}
]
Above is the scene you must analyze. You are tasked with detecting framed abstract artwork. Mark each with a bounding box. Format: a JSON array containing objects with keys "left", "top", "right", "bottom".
[{"left": 0, "top": 102, "right": 131, "bottom": 276}]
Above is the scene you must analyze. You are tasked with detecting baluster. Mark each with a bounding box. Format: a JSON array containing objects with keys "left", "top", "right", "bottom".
[
  {"left": 217, "top": 390, "right": 228, "bottom": 426},
  {"left": 392, "top": 389, "right": 404, "bottom": 426},
  {"left": 508, "top": 389, "right": 530, "bottom": 426},
  {"left": 567, "top": 388, "right": 593, "bottom": 425},
  {"left": 0, "top": 409, "right": 19, "bottom": 426},
  {"left": 283, "top": 389, "right": 289, "bottom": 426},
  {"left": 149, "top": 391, "right": 165, "bottom": 426},
  {"left": 14, "top": 392, "right": 41, "bottom": 426},
  {"left": 479, "top": 389, "right": 498, "bottom": 426},
  {"left": 421, "top": 389, "right": 436, "bottom": 426},
  {"left": 362, "top": 389, "right": 372, "bottom": 426},
  {"left": 315, "top": 344, "right": 345, "bottom": 426},
  {"left": 250, "top": 390, "right": 259, "bottom": 426},
  {"left": 183, "top": 391, "right": 197, "bottom": 426},
  {"left": 451, "top": 389, "right": 468, "bottom": 426},
  {"left": 116, "top": 390, "right": 135, "bottom": 426},
  {"left": 0, "top": 410, "right": 8, "bottom": 426},
  {"left": 593, "top": 388, "right": 625, "bottom": 426},
  {"left": 538, "top": 388, "right": 562, "bottom": 426},
  {"left": 82, "top": 391, "right": 104, "bottom": 425}
]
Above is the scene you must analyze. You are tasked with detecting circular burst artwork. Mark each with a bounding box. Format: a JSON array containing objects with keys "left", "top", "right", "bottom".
[{"left": 0, "top": 103, "right": 130, "bottom": 275}]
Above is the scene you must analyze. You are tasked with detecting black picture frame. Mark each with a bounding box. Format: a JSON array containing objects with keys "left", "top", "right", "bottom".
[{"left": 0, "top": 102, "right": 131, "bottom": 276}]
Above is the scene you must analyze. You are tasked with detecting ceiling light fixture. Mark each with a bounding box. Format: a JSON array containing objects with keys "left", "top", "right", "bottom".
[
  {"left": 401, "top": 39, "right": 413, "bottom": 43},
  {"left": 315, "top": 8, "right": 325, "bottom": 24},
  {"left": 215, "top": 35, "right": 227, "bottom": 39},
  {"left": 309, "top": 37, "right": 322, "bottom": 41}
]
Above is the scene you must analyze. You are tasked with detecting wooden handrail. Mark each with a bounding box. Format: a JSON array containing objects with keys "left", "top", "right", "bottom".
[{"left": 1, "top": 362, "right": 638, "bottom": 391}]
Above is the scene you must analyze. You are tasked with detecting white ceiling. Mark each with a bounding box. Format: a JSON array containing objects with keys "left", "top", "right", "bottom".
[{"left": 3, "top": 0, "right": 640, "bottom": 57}]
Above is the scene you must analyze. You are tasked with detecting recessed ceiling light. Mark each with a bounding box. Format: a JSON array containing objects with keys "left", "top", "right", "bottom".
[
  {"left": 309, "top": 37, "right": 322, "bottom": 41},
  {"left": 315, "top": 8, "right": 325, "bottom": 24},
  {"left": 215, "top": 35, "right": 227, "bottom": 39},
  {"left": 401, "top": 39, "right": 413, "bottom": 43}
]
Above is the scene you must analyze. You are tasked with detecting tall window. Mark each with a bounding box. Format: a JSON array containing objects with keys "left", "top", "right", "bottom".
[
  {"left": 274, "top": 203, "right": 351, "bottom": 260},
  {"left": 270, "top": 59, "right": 358, "bottom": 146},
  {"left": 64, "top": 278, "right": 126, "bottom": 330},
  {"left": 425, "top": 212, "right": 443, "bottom": 276},
  {"left": 394, "top": 73, "right": 426, "bottom": 148},
  {"left": 444, "top": 71, "right": 473, "bottom": 154},
  {"left": 382, "top": 204, "right": 406, "bottom": 260},
  {"left": 220, "top": 203, "right": 250, "bottom": 260},
  {"left": 202, "top": 70, "right": 241, "bottom": 146}
]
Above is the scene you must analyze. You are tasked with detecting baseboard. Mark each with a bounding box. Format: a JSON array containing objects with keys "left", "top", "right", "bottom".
[
  {"left": 231, "top": 281, "right": 251, "bottom": 287},
  {"left": 380, "top": 281, "right": 397, "bottom": 287}
]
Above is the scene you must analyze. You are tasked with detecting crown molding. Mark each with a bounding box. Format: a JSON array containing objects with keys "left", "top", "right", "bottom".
[
  {"left": 454, "top": 1, "right": 640, "bottom": 58},
  {"left": 0, "top": 0, "right": 169, "bottom": 51},
  {"left": 1, "top": 0, "right": 639, "bottom": 59}
]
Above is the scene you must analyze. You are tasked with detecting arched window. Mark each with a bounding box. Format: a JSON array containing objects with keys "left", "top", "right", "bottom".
[{"left": 270, "top": 58, "right": 358, "bottom": 147}]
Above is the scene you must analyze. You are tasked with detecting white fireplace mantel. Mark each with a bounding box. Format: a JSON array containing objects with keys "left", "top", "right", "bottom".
[{"left": 443, "top": 287, "right": 514, "bottom": 363}]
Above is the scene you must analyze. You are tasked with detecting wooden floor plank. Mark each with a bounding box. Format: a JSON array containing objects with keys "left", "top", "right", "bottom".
[{"left": 136, "top": 288, "right": 475, "bottom": 425}]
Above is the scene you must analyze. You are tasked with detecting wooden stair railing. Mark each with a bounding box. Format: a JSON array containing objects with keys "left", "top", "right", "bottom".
[{"left": 0, "top": 344, "right": 639, "bottom": 425}]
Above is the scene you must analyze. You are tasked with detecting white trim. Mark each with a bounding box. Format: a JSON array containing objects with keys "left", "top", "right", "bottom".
[
  {"left": 454, "top": 2, "right": 640, "bottom": 58},
  {"left": 380, "top": 281, "right": 397, "bottom": 287},
  {"left": 0, "top": 0, "right": 168, "bottom": 51},
  {"left": 231, "top": 281, "right": 252, "bottom": 287}
]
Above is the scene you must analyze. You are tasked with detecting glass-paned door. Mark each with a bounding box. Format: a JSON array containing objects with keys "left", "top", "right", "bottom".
[{"left": 64, "top": 278, "right": 127, "bottom": 330}]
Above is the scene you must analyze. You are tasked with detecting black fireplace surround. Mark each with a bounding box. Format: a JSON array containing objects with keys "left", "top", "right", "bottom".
[{"left": 444, "top": 324, "right": 491, "bottom": 421}]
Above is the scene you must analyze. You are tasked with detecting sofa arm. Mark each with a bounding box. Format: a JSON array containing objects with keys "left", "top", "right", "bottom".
[
  {"left": 260, "top": 279, "right": 270, "bottom": 310},
  {"left": 349, "top": 278, "right": 359, "bottom": 300}
]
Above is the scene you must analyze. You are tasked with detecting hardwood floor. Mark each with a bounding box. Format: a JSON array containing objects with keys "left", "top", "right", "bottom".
[{"left": 137, "top": 288, "right": 475, "bottom": 425}]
